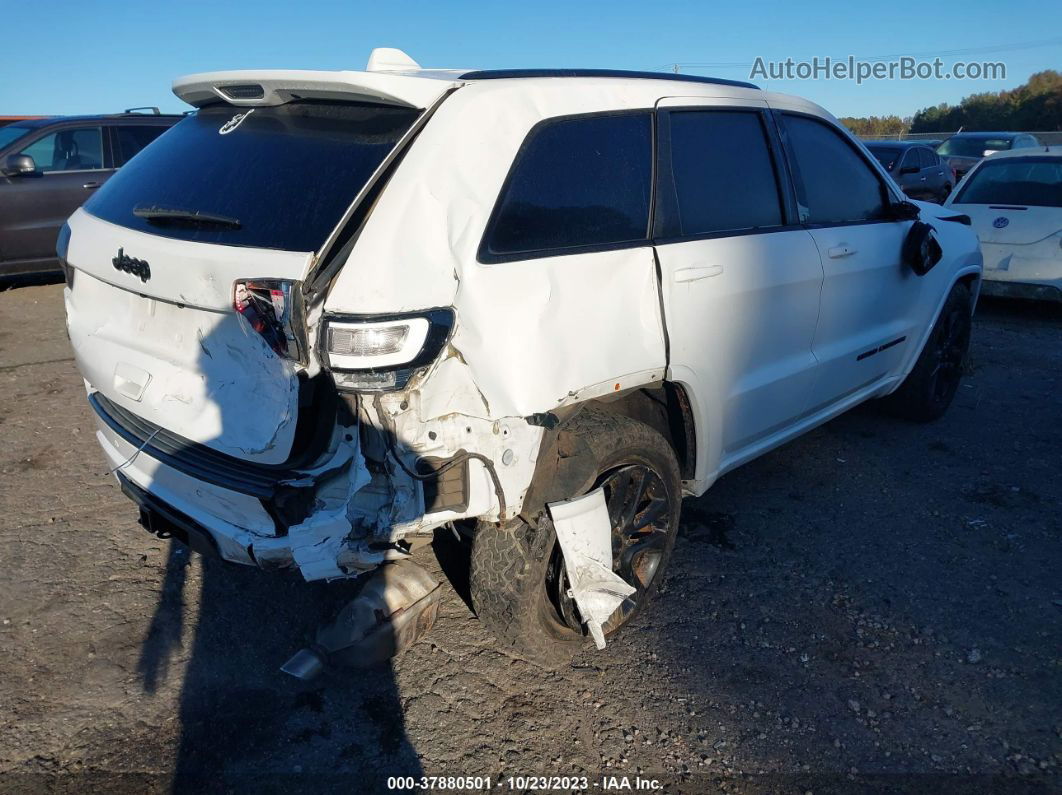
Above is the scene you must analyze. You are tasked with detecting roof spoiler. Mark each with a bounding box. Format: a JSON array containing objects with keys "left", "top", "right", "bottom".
[{"left": 173, "top": 60, "right": 460, "bottom": 110}]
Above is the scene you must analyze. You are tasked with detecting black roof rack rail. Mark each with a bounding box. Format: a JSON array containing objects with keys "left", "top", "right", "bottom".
[
  {"left": 458, "top": 68, "right": 759, "bottom": 90},
  {"left": 123, "top": 106, "right": 161, "bottom": 115}
]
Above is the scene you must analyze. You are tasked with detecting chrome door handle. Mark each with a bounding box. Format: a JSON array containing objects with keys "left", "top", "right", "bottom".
[
  {"left": 920, "top": 177, "right": 927, "bottom": 181},
  {"left": 674, "top": 265, "right": 723, "bottom": 282},
  {"left": 82, "top": 181, "right": 100, "bottom": 189},
  {"left": 827, "top": 245, "right": 857, "bottom": 258}
]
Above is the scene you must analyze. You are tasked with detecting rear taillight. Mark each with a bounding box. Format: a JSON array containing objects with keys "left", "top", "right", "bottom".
[
  {"left": 233, "top": 279, "right": 304, "bottom": 361},
  {"left": 322, "top": 309, "right": 455, "bottom": 392}
]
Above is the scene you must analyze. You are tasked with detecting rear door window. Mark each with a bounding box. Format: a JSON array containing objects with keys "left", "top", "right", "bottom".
[
  {"left": 84, "top": 102, "right": 420, "bottom": 252},
  {"left": 781, "top": 115, "right": 887, "bottom": 224},
  {"left": 113, "top": 125, "right": 170, "bottom": 166},
  {"left": 918, "top": 148, "right": 937, "bottom": 169},
  {"left": 20, "top": 126, "right": 104, "bottom": 172},
  {"left": 481, "top": 113, "right": 652, "bottom": 261},
  {"left": 660, "top": 110, "right": 784, "bottom": 238}
]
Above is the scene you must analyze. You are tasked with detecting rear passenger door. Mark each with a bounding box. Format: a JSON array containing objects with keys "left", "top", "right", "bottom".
[
  {"left": 895, "top": 148, "right": 923, "bottom": 198},
  {"left": 776, "top": 113, "right": 921, "bottom": 409},
  {"left": 652, "top": 99, "right": 824, "bottom": 472},
  {"left": 474, "top": 112, "right": 667, "bottom": 414},
  {"left": 919, "top": 147, "right": 948, "bottom": 199}
]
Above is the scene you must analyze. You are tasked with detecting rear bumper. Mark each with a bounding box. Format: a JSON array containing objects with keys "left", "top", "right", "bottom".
[
  {"left": 120, "top": 473, "right": 220, "bottom": 559},
  {"left": 90, "top": 389, "right": 489, "bottom": 580},
  {"left": 93, "top": 406, "right": 271, "bottom": 565}
]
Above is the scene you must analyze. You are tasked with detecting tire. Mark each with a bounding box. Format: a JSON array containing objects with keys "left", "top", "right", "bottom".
[
  {"left": 880, "top": 282, "right": 972, "bottom": 422},
  {"left": 470, "top": 410, "right": 682, "bottom": 666},
  {"left": 937, "top": 184, "right": 952, "bottom": 204}
]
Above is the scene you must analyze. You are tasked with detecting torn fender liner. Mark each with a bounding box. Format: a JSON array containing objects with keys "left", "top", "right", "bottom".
[{"left": 548, "top": 488, "right": 635, "bottom": 650}]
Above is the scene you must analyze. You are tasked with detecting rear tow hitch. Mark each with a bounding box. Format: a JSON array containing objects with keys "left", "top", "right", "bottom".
[{"left": 281, "top": 560, "right": 443, "bottom": 680}]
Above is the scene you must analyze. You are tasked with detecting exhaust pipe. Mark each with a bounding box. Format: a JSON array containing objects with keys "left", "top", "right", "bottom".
[{"left": 281, "top": 559, "right": 442, "bottom": 680}]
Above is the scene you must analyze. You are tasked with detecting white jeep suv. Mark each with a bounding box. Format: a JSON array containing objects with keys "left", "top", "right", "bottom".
[{"left": 62, "top": 49, "right": 982, "bottom": 664}]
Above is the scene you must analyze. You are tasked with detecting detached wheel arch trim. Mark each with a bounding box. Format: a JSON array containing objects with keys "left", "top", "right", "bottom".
[{"left": 470, "top": 410, "right": 682, "bottom": 665}]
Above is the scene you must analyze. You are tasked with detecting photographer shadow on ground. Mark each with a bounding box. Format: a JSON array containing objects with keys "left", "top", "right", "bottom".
[{"left": 131, "top": 308, "right": 424, "bottom": 792}]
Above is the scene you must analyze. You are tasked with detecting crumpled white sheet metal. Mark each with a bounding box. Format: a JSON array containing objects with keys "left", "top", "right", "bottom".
[
  {"left": 548, "top": 488, "right": 636, "bottom": 650},
  {"left": 323, "top": 80, "right": 671, "bottom": 419}
]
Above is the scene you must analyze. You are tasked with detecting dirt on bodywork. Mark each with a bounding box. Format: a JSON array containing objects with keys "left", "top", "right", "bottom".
[{"left": 1, "top": 284, "right": 1060, "bottom": 793}]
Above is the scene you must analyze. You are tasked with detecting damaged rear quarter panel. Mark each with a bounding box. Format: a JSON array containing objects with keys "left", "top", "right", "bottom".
[
  {"left": 323, "top": 80, "right": 668, "bottom": 418},
  {"left": 320, "top": 82, "right": 670, "bottom": 523}
]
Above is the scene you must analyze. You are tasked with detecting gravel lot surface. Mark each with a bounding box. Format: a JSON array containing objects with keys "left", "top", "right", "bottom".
[{"left": 1, "top": 282, "right": 1059, "bottom": 794}]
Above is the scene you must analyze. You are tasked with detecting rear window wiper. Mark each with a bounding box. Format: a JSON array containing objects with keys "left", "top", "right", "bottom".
[{"left": 133, "top": 205, "right": 242, "bottom": 229}]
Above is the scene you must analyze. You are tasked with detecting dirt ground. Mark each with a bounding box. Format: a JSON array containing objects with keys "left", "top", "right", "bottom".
[{"left": 0, "top": 281, "right": 1059, "bottom": 794}]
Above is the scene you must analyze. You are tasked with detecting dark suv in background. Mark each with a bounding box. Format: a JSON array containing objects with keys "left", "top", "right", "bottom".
[
  {"left": 936, "top": 132, "right": 1041, "bottom": 182},
  {"left": 0, "top": 109, "right": 180, "bottom": 277},
  {"left": 865, "top": 140, "right": 953, "bottom": 203}
]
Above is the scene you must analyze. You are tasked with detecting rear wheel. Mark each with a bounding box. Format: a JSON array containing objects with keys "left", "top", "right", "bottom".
[
  {"left": 470, "top": 411, "right": 681, "bottom": 666},
  {"left": 880, "top": 282, "right": 972, "bottom": 422}
]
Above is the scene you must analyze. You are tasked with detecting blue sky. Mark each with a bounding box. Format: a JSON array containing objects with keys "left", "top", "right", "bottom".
[{"left": 3, "top": 0, "right": 1060, "bottom": 120}]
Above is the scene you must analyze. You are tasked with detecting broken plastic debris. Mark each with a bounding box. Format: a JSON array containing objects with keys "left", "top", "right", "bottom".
[{"left": 548, "top": 488, "right": 635, "bottom": 650}]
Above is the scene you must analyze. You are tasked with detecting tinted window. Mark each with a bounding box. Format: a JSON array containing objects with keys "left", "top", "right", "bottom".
[
  {"left": 0, "top": 125, "right": 33, "bottom": 150},
  {"left": 20, "top": 126, "right": 103, "bottom": 171},
  {"left": 114, "top": 125, "right": 170, "bottom": 166},
  {"left": 84, "top": 102, "right": 420, "bottom": 252},
  {"left": 917, "top": 148, "right": 937, "bottom": 168},
  {"left": 955, "top": 158, "right": 1062, "bottom": 207},
  {"left": 868, "top": 146, "right": 901, "bottom": 170},
  {"left": 484, "top": 113, "right": 652, "bottom": 258},
  {"left": 898, "top": 148, "right": 919, "bottom": 171},
  {"left": 783, "top": 115, "right": 886, "bottom": 224},
  {"left": 662, "top": 110, "right": 783, "bottom": 237}
]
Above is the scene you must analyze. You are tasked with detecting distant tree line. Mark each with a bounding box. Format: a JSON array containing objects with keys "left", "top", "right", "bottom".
[
  {"left": 840, "top": 70, "right": 1062, "bottom": 136},
  {"left": 911, "top": 70, "right": 1061, "bottom": 132},
  {"left": 838, "top": 115, "right": 910, "bottom": 137}
]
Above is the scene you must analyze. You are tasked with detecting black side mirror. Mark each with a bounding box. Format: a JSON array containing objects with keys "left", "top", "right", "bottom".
[
  {"left": 902, "top": 221, "right": 942, "bottom": 276},
  {"left": 888, "top": 200, "right": 921, "bottom": 221},
  {"left": 899, "top": 165, "right": 920, "bottom": 175},
  {"left": 2, "top": 154, "right": 37, "bottom": 177}
]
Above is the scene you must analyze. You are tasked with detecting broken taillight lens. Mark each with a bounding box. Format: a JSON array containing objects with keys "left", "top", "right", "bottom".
[{"left": 233, "top": 279, "right": 304, "bottom": 361}]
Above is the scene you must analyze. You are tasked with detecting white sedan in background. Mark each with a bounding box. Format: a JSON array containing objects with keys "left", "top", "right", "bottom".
[{"left": 945, "top": 146, "right": 1062, "bottom": 302}]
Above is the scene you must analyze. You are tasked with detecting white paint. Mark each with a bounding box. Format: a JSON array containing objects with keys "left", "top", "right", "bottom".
[
  {"left": 946, "top": 147, "right": 1062, "bottom": 296},
  {"left": 365, "top": 47, "right": 421, "bottom": 73},
  {"left": 65, "top": 60, "right": 983, "bottom": 592},
  {"left": 173, "top": 68, "right": 462, "bottom": 110},
  {"left": 548, "top": 489, "right": 636, "bottom": 649}
]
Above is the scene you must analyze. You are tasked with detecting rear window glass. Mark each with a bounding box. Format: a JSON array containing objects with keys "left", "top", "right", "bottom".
[
  {"left": 662, "top": 110, "right": 783, "bottom": 238},
  {"left": 937, "top": 137, "right": 1012, "bottom": 157},
  {"left": 868, "top": 146, "right": 900, "bottom": 170},
  {"left": 482, "top": 113, "right": 652, "bottom": 260},
  {"left": 954, "top": 159, "right": 1062, "bottom": 207},
  {"left": 84, "top": 102, "right": 420, "bottom": 252}
]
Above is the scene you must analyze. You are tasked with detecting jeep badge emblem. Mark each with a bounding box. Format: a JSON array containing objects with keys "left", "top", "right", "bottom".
[
  {"left": 219, "top": 108, "right": 254, "bottom": 135},
  {"left": 112, "top": 248, "right": 151, "bottom": 282},
  {"left": 992, "top": 216, "right": 1009, "bottom": 229}
]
